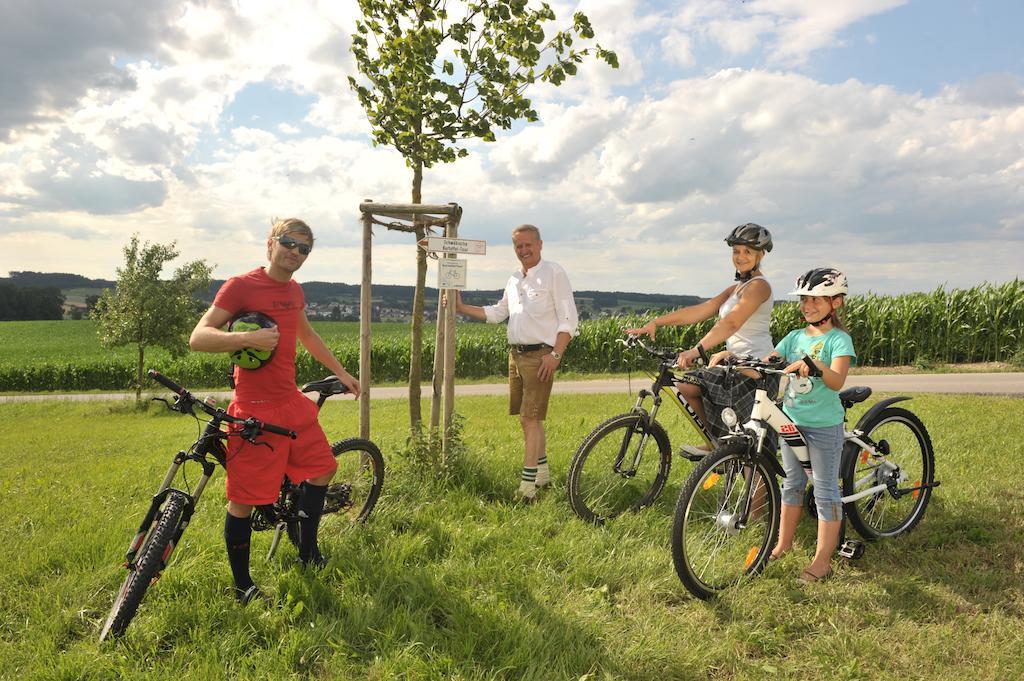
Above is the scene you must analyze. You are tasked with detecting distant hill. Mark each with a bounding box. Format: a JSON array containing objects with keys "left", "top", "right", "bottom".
[
  {"left": 1, "top": 271, "right": 704, "bottom": 319},
  {"left": 4, "top": 271, "right": 115, "bottom": 289}
]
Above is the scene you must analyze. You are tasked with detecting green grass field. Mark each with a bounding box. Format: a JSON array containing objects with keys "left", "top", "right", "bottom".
[
  {"left": 0, "top": 320, "right": 430, "bottom": 366},
  {"left": 1, "top": 392, "right": 1022, "bottom": 679}
]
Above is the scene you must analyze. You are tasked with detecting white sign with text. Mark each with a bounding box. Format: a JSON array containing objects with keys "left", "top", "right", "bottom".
[
  {"left": 419, "top": 237, "right": 487, "bottom": 255},
  {"left": 438, "top": 258, "right": 468, "bottom": 289}
]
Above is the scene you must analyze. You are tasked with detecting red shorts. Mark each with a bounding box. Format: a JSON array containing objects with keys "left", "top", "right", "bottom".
[{"left": 224, "top": 391, "right": 336, "bottom": 505}]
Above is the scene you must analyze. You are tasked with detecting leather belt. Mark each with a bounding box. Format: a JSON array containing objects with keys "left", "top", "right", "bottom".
[{"left": 510, "top": 343, "right": 547, "bottom": 353}]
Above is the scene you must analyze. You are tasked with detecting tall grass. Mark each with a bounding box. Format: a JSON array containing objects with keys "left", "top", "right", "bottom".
[{"left": 0, "top": 281, "right": 1020, "bottom": 391}]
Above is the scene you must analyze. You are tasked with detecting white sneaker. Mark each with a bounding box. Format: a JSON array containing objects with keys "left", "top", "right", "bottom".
[{"left": 516, "top": 480, "right": 537, "bottom": 502}]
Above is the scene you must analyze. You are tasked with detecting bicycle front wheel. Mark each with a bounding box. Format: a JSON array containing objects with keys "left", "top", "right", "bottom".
[
  {"left": 671, "top": 445, "right": 780, "bottom": 600},
  {"left": 566, "top": 413, "right": 672, "bottom": 524},
  {"left": 843, "top": 407, "right": 934, "bottom": 539},
  {"left": 287, "top": 438, "right": 384, "bottom": 549},
  {"left": 99, "top": 491, "right": 187, "bottom": 641}
]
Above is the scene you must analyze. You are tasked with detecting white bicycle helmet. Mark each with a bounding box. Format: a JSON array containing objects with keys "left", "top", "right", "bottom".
[{"left": 789, "top": 267, "right": 848, "bottom": 297}]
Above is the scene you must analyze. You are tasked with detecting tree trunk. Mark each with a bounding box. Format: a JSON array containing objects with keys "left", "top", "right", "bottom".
[{"left": 408, "top": 158, "right": 425, "bottom": 433}]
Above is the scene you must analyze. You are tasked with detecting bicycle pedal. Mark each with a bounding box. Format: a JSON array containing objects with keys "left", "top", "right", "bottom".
[{"left": 837, "top": 539, "right": 865, "bottom": 560}]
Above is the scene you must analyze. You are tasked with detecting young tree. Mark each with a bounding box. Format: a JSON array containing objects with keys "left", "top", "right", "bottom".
[
  {"left": 349, "top": 0, "right": 617, "bottom": 431},
  {"left": 93, "top": 235, "right": 212, "bottom": 401}
]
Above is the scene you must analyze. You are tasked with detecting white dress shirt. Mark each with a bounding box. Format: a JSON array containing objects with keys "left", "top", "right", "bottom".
[{"left": 483, "top": 259, "right": 579, "bottom": 346}]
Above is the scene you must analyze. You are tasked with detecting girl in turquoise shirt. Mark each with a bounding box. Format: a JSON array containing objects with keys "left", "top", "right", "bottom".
[{"left": 769, "top": 268, "right": 856, "bottom": 583}]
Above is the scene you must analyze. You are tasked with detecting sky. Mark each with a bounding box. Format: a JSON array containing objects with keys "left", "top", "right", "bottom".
[{"left": 1, "top": 0, "right": 1022, "bottom": 298}]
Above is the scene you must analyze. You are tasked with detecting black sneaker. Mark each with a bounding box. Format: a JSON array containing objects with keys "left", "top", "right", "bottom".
[
  {"left": 295, "top": 551, "right": 329, "bottom": 570},
  {"left": 234, "top": 584, "right": 264, "bottom": 606}
]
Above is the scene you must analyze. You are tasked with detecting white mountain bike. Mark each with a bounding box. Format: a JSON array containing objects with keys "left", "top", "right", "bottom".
[{"left": 670, "top": 354, "right": 938, "bottom": 600}]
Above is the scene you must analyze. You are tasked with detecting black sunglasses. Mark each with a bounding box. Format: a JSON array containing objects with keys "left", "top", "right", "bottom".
[{"left": 273, "top": 235, "right": 312, "bottom": 255}]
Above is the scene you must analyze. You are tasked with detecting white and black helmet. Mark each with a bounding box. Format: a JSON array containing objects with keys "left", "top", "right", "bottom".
[
  {"left": 725, "top": 223, "right": 773, "bottom": 252},
  {"left": 789, "top": 267, "right": 849, "bottom": 297}
]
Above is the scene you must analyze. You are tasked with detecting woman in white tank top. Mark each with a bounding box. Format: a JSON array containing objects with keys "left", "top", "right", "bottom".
[{"left": 626, "top": 223, "right": 774, "bottom": 453}]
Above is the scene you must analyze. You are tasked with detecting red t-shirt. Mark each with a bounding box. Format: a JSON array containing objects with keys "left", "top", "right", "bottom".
[{"left": 213, "top": 267, "right": 304, "bottom": 402}]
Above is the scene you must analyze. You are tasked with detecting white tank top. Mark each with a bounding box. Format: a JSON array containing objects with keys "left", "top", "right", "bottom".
[{"left": 718, "top": 275, "right": 774, "bottom": 358}]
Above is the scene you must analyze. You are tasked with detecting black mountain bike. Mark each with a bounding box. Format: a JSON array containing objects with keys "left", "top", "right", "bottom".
[
  {"left": 99, "top": 370, "right": 384, "bottom": 641},
  {"left": 566, "top": 336, "right": 715, "bottom": 524}
]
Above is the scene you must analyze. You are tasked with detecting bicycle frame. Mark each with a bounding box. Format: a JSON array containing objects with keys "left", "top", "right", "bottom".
[
  {"left": 617, "top": 337, "right": 715, "bottom": 475},
  {"left": 732, "top": 368, "right": 923, "bottom": 510}
]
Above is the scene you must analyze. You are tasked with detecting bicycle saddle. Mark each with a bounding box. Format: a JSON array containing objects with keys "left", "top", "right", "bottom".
[
  {"left": 839, "top": 386, "right": 872, "bottom": 408},
  {"left": 300, "top": 376, "right": 350, "bottom": 395}
]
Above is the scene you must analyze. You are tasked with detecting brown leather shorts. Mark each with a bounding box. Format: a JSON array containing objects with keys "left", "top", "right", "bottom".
[{"left": 508, "top": 347, "right": 554, "bottom": 420}]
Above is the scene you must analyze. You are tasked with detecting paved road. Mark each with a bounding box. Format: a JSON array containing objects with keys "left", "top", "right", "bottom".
[{"left": 2, "top": 372, "right": 1022, "bottom": 404}]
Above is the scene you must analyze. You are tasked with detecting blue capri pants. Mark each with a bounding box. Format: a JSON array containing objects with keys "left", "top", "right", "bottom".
[{"left": 780, "top": 422, "right": 844, "bottom": 521}]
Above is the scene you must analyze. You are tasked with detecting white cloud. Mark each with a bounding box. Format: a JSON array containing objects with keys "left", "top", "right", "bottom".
[
  {"left": 660, "top": 0, "right": 909, "bottom": 66},
  {"left": 1, "top": 0, "right": 1021, "bottom": 298}
]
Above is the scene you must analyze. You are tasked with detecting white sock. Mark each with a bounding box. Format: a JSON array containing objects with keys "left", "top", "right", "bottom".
[
  {"left": 536, "top": 456, "right": 549, "bottom": 486},
  {"left": 519, "top": 466, "right": 537, "bottom": 497}
]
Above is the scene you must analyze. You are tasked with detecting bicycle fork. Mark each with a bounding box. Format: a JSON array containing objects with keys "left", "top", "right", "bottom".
[
  {"left": 123, "top": 451, "right": 215, "bottom": 571},
  {"left": 614, "top": 393, "right": 662, "bottom": 476}
]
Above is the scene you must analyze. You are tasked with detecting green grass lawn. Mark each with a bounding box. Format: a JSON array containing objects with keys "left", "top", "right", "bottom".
[{"left": 1, "top": 393, "right": 1022, "bottom": 679}]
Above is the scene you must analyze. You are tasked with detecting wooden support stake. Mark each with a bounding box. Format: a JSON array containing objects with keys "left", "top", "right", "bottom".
[
  {"left": 441, "top": 204, "right": 462, "bottom": 459},
  {"left": 429, "top": 286, "right": 445, "bottom": 434},
  {"left": 359, "top": 208, "right": 373, "bottom": 440}
]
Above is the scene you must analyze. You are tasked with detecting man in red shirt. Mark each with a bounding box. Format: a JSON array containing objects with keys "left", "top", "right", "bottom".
[{"left": 189, "top": 218, "right": 359, "bottom": 604}]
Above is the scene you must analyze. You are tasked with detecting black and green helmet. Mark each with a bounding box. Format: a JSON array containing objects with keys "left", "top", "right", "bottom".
[{"left": 227, "top": 311, "right": 276, "bottom": 369}]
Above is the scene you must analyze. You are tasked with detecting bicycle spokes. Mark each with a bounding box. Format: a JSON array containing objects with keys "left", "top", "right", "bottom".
[{"left": 673, "top": 452, "right": 779, "bottom": 599}]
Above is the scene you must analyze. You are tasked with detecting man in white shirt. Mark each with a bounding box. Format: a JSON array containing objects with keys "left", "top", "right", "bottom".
[{"left": 455, "top": 224, "right": 579, "bottom": 501}]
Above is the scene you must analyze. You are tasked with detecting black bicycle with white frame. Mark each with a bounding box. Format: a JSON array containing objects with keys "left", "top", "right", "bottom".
[{"left": 670, "top": 354, "right": 937, "bottom": 600}]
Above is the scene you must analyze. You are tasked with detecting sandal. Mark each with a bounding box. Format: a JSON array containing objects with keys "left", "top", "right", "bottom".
[{"left": 799, "top": 567, "right": 833, "bottom": 583}]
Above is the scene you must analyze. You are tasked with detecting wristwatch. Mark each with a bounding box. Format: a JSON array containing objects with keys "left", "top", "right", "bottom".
[{"left": 550, "top": 350, "right": 562, "bottom": 360}]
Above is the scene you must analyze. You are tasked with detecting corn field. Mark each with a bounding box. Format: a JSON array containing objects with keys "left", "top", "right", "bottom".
[{"left": 0, "top": 281, "right": 1020, "bottom": 392}]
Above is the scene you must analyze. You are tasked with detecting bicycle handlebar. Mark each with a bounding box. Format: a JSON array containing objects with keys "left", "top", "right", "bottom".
[
  {"left": 149, "top": 369, "right": 186, "bottom": 396},
  {"left": 620, "top": 334, "right": 711, "bottom": 368},
  {"left": 619, "top": 335, "right": 683, "bottom": 363},
  {"left": 147, "top": 369, "right": 297, "bottom": 439},
  {"left": 721, "top": 354, "right": 822, "bottom": 378}
]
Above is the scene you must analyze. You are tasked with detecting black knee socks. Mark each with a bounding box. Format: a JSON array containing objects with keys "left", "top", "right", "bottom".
[
  {"left": 224, "top": 513, "right": 254, "bottom": 592},
  {"left": 298, "top": 482, "right": 328, "bottom": 563}
]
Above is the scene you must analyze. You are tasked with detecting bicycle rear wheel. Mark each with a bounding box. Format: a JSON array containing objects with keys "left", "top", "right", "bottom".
[
  {"left": 671, "top": 445, "right": 780, "bottom": 600},
  {"left": 566, "top": 412, "right": 672, "bottom": 524},
  {"left": 843, "top": 407, "right": 934, "bottom": 539},
  {"left": 99, "top": 491, "right": 187, "bottom": 641},
  {"left": 287, "top": 438, "right": 384, "bottom": 548}
]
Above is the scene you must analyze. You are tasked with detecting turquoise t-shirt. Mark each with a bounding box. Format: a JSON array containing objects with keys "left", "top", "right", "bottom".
[{"left": 774, "top": 328, "right": 857, "bottom": 427}]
